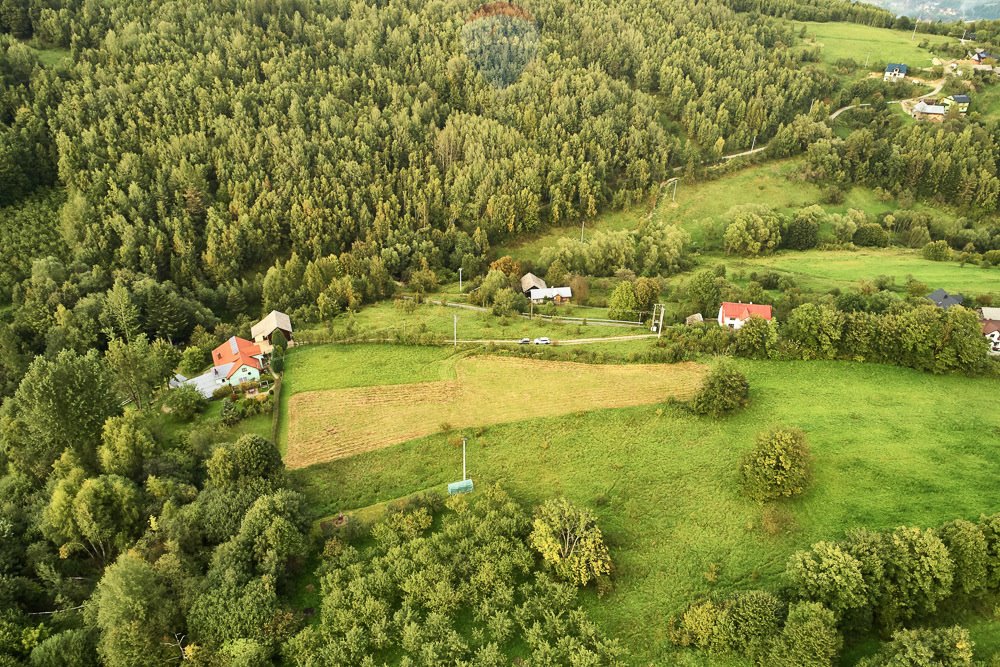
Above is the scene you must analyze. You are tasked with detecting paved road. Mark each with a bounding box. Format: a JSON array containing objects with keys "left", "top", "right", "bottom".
[
  {"left": 457, "top": 334, "right": 659, "bottom": 346},
  {"left": 829, "top": 76, "right": 947, "bottom": 120}
]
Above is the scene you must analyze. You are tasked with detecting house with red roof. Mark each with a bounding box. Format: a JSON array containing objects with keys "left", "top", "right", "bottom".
[
  {"left": 718, "top": 302, "right": 773, "bottom": 330},
  {"left": 210, "top": 336, "right": 265, "bottom": 388}
]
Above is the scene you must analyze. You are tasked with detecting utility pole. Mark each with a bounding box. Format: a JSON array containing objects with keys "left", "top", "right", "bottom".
[
  {"left": 750, "top": 135, "right": 757, "bottom": 153},
  {"left": 670, "top": 178, "right": 679, "bottom": 202},
  {"left": 864, "top": 52, "right": 870, "bottom": 68},
  {"left": 453, "top": 314, "right": 457, "bottom": 347},
  {"left": 657, "top": 303, "right": 665, "bottom": 338},
  {"left": 458, "top": 267, "right": 463, "bottom": 293},
  {"left": 911, "top": 17, "right": 920, "bottom": 41},
  {"left": 462, "top": 437, "right": 467, "bottom": 481},
  {"left": 580, "top": 219, "right": 586, "bottom": 242}
]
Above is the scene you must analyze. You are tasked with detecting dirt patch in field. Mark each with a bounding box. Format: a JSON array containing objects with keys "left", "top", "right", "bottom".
[{"left": 285, "top": 356, "right": 707, "bottom": 468}]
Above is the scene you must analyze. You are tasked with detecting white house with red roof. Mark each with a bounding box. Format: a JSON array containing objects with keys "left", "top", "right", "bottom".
[
  {"left": 718, "top": 302, "right": 773, "bottom": 330},
  {"left": 210, "top": 336, "right": 265, "bottom": 388}
]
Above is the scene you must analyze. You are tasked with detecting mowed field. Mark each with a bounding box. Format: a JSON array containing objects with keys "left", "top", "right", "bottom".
[
  {"left": 290, "top": 349, "right": 1000, "bottom": 665},
  {"left": 284, "top": 354, "right": 706, "bottom": 468}
]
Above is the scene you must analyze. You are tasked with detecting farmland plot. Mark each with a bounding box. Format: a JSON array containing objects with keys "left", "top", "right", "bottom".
[{"left": 285, "top": 356, "right": 706, "bottom": 468}]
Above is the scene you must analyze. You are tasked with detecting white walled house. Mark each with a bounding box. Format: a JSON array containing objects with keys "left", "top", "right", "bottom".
[
  {"left": 718, "top": 302, "right": 773, "bottom": 330},
  {"left": 884, "top": 63, "right": 908, "bottom": 82}
]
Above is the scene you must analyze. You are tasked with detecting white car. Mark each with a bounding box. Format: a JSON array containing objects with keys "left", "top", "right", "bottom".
[
  {"left": 518, "top": 337, "right": 531, "bottom": 345},
  {"left": 533, "top": 337, "right": 551, "bottom": 345}
]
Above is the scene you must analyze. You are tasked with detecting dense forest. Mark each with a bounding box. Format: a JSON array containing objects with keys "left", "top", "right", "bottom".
[{"left": 1, "top": 0, "right": 1000, "bottom": 664}]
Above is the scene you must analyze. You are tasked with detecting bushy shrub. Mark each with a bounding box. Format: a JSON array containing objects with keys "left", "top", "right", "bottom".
[
  {"left": 690, "top": 361, "right": 750, "bottom": 417},
  {"left": 529, "top": 497, "right": 612, "bottom": 587},
  {"left": 922, "top": 239, "right": 953, "bottom": 261},
  {"left": 740, "top": 428, "right": 812, "bottom": 501},
  {"left": 163, "top": 385, "right": 207, "bottom": 422},
  {"left": 853, "top": 223, "right": 889, "bottom": 247},
  {"left": 766, "top": 602, "right": 842, "bottom": 667},
  {"left": 859, "top": 626, "right": 973, "bottom": 667},
  {"left": 713, "top": 590, "right": 783, "bottom": 657}
]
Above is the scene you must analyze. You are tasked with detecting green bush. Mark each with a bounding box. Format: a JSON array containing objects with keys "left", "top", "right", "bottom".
[
  {"left": 740, "top": 428, "right": 812, "bottom": 502},
  {"left": 853, "top": 223, "right": 889, "bottom": 247},
  {"left": 690, "top": 361, "right": 750, "bottom": 417},
  {"left": 922, "top": 239, "right": 953, "bottom": 261},
  {"left": 766, "top": 602, "right": 842, "bottom": 667},
  {"left": 713, "top": 590, "right": 783, "bottom": 656},
  {"left": 163, "top": 385, "right": 207, "bottom": 422}
]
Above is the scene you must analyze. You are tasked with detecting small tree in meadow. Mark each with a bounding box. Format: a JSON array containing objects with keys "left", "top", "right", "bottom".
[
  {"left": 529, "top": 497, "right": 612, "bottom": 587},
  {"left": 740, "top": 427, "right": 812, "bottom": 502},
  {"left": 690, "top": 361, "right": 750, "bottom": 417}
]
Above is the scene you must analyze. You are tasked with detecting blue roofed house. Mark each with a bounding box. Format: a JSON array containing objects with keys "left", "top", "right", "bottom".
[
  {"left": 942, "top": 94, "right": 970, "bottom": 114},
  {"left": 884, "top": 63, "right": 908, "bottom": 82}
]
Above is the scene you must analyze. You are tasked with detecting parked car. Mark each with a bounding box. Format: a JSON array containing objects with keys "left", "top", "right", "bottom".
[
  {"left": 518, "top": 337, "right": 531, "bottom": 344},
  {"left": 533, "top": 337, "right": 551, "bottom": 345}
]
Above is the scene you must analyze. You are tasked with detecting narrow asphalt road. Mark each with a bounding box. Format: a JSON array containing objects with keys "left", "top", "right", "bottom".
[{"left": 456, "top": 334, "right": 659, "bottom": 345}]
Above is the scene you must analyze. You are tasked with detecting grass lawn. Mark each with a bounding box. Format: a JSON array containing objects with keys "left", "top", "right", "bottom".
[
  {"left": 721, "top": 248, "right": 1000, "bottom": 298},
  {"left": 29, "top": 44, "right": 70, "bottom": 67},
  {"left": 285, "top": 346, "right": 1000, "bottom": 665},
  {"left": 797, "top": 21, "right": 951, "bottom": 68},
  {"left": 284, "top": 355, "right": 705, "bottom": 468}
]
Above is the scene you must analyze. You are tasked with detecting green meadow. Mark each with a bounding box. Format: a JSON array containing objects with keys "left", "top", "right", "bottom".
[
  {"left": 798, "top": 21, "right": 952, "bottom": 68},
  {"left": 721, "top": 248, "right": 1000, "bottom": 299},
  {"left": 284, "top": 345, "right": 1000, "bottom": 665}
]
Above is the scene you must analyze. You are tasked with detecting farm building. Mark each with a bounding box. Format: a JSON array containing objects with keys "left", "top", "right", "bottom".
[
  {"left": 912, "top": 101, "right": 946, "bottom": 121},
  {"left": 251, "top": 310, "right": 293, "bottom": 354},
  {"left": 942, "top": 94, "right": 970, "bottom": 114},
  {"left": 718, "top": 302, "right": 772, "bottom": 330},
  {"left": 884, "top": 63, "right": 908, "bottom": 82},
  {"left": 528, "top": 286, "right": 572, "bottom": 303},
  {"left": 971, "top": 49, "right": 993, "bottom": 63},
  {"left": 520, "top": 273, "right": 547, "bottom": 295},
  {"left": 927, "top": 288, "right": 964, "bottom": 309}
]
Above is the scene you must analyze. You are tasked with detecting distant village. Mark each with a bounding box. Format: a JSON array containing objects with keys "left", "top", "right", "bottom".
[{"left": 884, "top": 49, "right": 997, "bottom": 122}]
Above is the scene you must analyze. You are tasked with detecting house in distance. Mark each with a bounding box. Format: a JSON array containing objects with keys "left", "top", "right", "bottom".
[
  {"left": 942, "top": 94, "right": 970, "bottom": 114},
  {"left": 718, "top": 302, "right": 773, "bottom": 330},
  {"left": 528, "top": 287, "right": 572, "bottom": 304},
  {"left": 884, "top": 63, "right": 908, "bottom": 82},
  {"left": 927, "top": 288, "right": 964, "bottom": 309},
  {"left": 981, "top": 307, "right": 1000, "bottom": 356},
  {"left": 251, "top": 310, "right": 293, "bottom": 354}
]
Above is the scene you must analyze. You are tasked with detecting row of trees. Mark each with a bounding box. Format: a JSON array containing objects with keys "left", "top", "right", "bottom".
[{"left": 673, "top": 512, "right": 1000, "bottom": 665}]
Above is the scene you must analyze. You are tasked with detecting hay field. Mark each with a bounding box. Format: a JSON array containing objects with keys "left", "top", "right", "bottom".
[{"left": 285, "top": 356, "right": 706, "bottom": 468}]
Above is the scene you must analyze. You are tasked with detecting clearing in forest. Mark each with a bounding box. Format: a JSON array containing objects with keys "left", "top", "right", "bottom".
[{"left": 285, "top": 356, "right": 706, "bottom": 468}]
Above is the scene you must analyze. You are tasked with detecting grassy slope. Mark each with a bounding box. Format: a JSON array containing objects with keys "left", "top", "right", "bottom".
[
  {"left": 800, "top": 21, "right": 950, "bottom": 68},
  {"left": 721, "top": 248, "right": 1000, "bottom": 298},
  {"left": 296, "top": 300, "right": 643, "bottom": 344},
  {"left": 286, "top": 345, "right": 1000, "bottom": 665}
]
